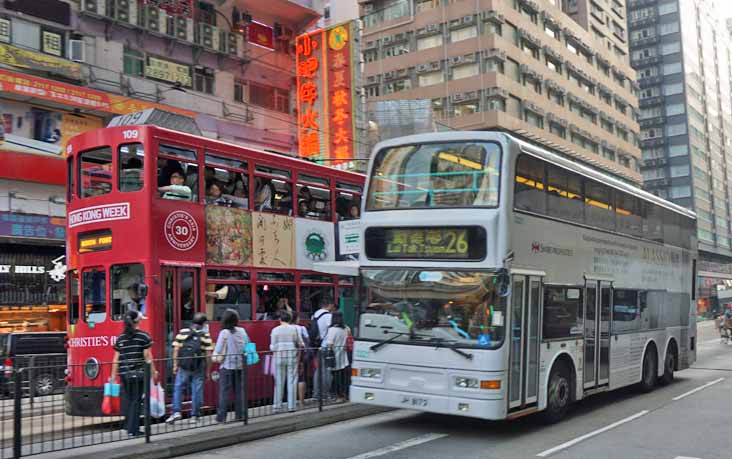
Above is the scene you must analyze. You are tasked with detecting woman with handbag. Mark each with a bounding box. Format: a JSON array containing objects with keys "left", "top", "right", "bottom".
[
  {"left": 324, "top": 311, "right": 350, "bottom": 402},
  {"left": 109, "top": 310, "right": 158, "bottom": 437},
  {"left": 270, "top": 310, "right": 304, "bottom": 413},
  {"left": 213, "top": 309, "right": 249, "bottom": 422}
]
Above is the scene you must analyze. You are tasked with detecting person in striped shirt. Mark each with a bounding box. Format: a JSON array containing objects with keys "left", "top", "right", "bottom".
[{"left": 166, "top": 313, "right": 214, "bottom": 424}]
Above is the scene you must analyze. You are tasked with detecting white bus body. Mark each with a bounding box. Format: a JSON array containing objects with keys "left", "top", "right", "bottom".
[{"left": 351, "top": 132, "right": 697, "bottom": 421}]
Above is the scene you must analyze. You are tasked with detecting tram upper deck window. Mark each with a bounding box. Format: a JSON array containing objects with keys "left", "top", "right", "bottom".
[
  {"left": 157, "top": 144, "right": 198, "bottom": 202},
  {"left": 255, "top": 166, "right": 292, "bottom": 214},
  {"left": 336, "top": 182, "right": 362, "bottom": 220},
  {"left": 79, "top": 147, "right": 113, "bottom": 198},
  {"left": 119, "top": 143, "right": 145, "bottom": 192},
  {"left": 205, "top": 153, "right": 249, "bottom": 209},
  {"left": 297, "top": 174, "right": 331, "bottom": 221},
  {"left": 367, "top": 141, "right": 501, "bottom": 210}
]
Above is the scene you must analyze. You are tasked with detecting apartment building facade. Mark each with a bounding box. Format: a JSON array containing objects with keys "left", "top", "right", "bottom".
[
  {"left": 360, "top": 0, "right": 642, "bottom": 183},
  {"left": 627, "top": 0, "right": 732, "bottom": 313}
]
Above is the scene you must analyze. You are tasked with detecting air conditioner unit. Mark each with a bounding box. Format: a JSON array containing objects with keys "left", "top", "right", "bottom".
[
  {"left": 113, "top": 0, "right": 131, "bottom": 23},
  {"left": 365, "top": 40, "right": 375, "bottom": 49},
  {"left": 83, "top": 0, "right": 105, "bottom": 16},
  {"left": 220, "top": 31, "right": 237, "bottom": 55},
  {"left": 397, "top": 68, "right": 408, "bottom": 77},
  {"left": 417, "top": 63, "right": 430, "bottom": 73},
  {"left": 197, "top": 22, "right": 217, "bottom": 49},
  {"left": 69, "top": 39, "right": 86, "bottom": 62},
  {"left": 144, "top": 6, "right": 161, "bottom": 32},
  {"left": 367, "top": 75, "right": 377, "bottom": 83},
  {"left": 426, "top": 24, "right": 439, "bottom": 33},
  {"left": 453, "top": 93, "right": 465, "bottom": 102},
  {"left": 382, "top": 36, "right": 392, "bottom": 44},
  {"left": 176, "top": 17, "right": 193, "bottom": 41},
  {"left": 416, "top": 28, "right": 427, "bottom": 35},
  {"left": 394, "top": 33, "right": 405, "bottom": 41},
  {"left": 384, "top": 71, "right": 395, "bottom": 80},
  {"left": 430, "top": 61, "right": 441, "bottom": 70},
  {"left": 450, "top": 56, "right": 463, "bottom": 65},
  {"left": 463, "top": 15, "right": 474, "bottom": 24}
]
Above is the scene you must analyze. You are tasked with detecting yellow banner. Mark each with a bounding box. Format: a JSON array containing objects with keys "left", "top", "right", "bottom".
[
  {"left": 144, "top": 57, "right": 192, "bottom": 88},
  {"left": 0, "top": 43, "right": 81, "bottom": 80},
  {"left": 60, "top": 113, "right": 103, "bottom": 154}
]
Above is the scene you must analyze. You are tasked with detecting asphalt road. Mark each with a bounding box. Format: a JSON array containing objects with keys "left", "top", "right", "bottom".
[{"left": 182, "top": 321, "right": 731, "bottom": 459}]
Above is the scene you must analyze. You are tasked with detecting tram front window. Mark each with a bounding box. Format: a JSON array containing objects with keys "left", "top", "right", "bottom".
[{"left": 360, "top": 270, "right": 506, "bottom": 349}]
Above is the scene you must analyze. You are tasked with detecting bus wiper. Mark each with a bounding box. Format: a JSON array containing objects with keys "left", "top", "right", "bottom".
[
  {"left": 370, "top": 330, "right": 429, "bottom": 352},
  {"left": 429, "top": 337, "right": 474, "bottom": 360}
]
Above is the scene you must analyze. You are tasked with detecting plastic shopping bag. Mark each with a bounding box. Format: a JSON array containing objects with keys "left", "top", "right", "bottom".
[
  {"left": 101, "top": 381, "right": 120, "bottom": 416},
  {"left": 244, "top": 341, "right": 259, "bottom": 366},
  {"left": 150, "top": 380, "right": 166, "bottom": 419}
]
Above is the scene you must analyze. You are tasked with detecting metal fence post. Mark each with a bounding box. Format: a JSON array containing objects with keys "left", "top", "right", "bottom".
[
  {"left": 28, "top": 356, "right": 34, "bottom": 407},
  {"left": 317, "top": 351, "right": 323, "bottom": 412},
  {"left": 13, "top": 369, "right": 22, "bottom": 459},
  {"left": 241, "top": 364, "right": 248, "bottom": 425},
  {"left": 144, "top": 362, "right": 151, "bottom": 443}
]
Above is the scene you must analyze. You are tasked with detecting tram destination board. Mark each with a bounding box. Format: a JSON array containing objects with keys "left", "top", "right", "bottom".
[
  {"left": 365, "top": 226, "right": 486, "bottom": 260},
  {"left": 78, "top": 229, "right": 113, "bottom": 253}
]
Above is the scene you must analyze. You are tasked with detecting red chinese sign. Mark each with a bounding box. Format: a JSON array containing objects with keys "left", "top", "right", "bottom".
[
  {"left": 296, "top": 22, "right": 356, "bottom": 165},
  {"left": 144, "top": 0, "right": 193, "bottom": 18},
  {"left": 248, "top": 22, "right": 275, "bottom": 50}
]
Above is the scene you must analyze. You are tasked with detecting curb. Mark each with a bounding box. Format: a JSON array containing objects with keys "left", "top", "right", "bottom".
[{"left": 68, "top": 404, "right": 391, "bottom": 459}]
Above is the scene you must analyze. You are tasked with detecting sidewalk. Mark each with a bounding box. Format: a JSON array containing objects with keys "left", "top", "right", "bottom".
[{"left": 36, "top": 403, "right": 390, "bottom": 459}]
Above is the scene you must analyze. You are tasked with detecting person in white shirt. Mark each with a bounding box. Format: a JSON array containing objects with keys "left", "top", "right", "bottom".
[
  {"left": 324, "top": 311, "right": 351, "bottom": 401},
  {"left": 312, "top": 301, "right": 335, "bottom": 399},
  {"left": 270, "top": 310, "right": 303, "bottom": 413}
]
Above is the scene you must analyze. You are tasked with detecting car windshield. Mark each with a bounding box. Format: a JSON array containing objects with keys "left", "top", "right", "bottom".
[
  {"left": 359, "top": 270, "right": 506, "bottom": 349},
  {"left": 366, "top": 141, "right": 501, "bottom": 210}
]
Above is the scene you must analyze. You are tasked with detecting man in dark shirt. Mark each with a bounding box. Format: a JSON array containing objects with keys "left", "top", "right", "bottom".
[{"left": 110, "top": 310, "right": 157, "bottom": 437}]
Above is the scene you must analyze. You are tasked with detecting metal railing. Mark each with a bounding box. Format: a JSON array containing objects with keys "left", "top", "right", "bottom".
[{"left": 0, "top": 347, "right": 350, "bottom": 458}]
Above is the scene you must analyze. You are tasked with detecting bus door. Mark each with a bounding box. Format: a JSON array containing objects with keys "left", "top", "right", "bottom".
[
  {"left": 162, "top": 266, "right": 200, "bottom": 384},
  {"left": 583, "top": 277, "right": 611, "bottom": 389},
  {"left": 509, "top": 271, "right": 543, "bottom": 410}
]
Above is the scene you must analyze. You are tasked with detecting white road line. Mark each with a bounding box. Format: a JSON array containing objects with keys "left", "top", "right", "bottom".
[
  {"left": 536, "top": 411, "right": 649, "bottom": 457},
  {"left": 674, "top": 456, "right": 702, "bottom": 459},
  {"left": 672, "top": 378, "right": 725, "bottom": 401},
  {"left": 345, "top": 433, "right": 448, "bottom": 459}
]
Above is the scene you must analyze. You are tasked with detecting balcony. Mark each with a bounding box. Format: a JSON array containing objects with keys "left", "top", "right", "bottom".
[
  {"left": 639, "top": 116, "right": 665, "bottom": 128},
  {"left": 639, "top": 95, "right": 664, "bottom": 107},
  {"left": 642, "top": 157, "right": 668, "bottom": 168},
  {"left": 640, "top": 137, "right": 666, "bottom": 148}
]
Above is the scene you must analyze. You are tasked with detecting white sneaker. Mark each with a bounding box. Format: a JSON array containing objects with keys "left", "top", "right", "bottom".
[
  {"left": 190, "top": 416, "right": 199, "bottom": 423},
  {"left": 166, "top": 412, "right": 182, "bottom": 424}
]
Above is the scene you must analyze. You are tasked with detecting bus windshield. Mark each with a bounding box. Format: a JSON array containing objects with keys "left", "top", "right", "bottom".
[
  {"left": 367, "top": 141, "right": 501, "bottom": 210},
  {"left": 359, "top": 269, "right": 505, "bottom": 349}
]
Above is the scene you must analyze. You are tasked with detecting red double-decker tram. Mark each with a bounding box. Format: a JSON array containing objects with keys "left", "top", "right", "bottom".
[{"left": 64, "top": 124, "right": 363, "bottom": 415}]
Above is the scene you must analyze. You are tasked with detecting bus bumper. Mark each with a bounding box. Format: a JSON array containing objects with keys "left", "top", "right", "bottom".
[
  {"left": 350, "top": 385, "right": 506, "bottom": 420},
  {"left": 65, "top": 386, "right": 104, "bottom": 416}
]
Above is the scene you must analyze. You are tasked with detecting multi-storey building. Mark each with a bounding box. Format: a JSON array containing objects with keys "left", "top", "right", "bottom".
[
  {"left": 0, "top": 0, "right": 319, "bottom": 330},
  {"left": 359, "top": 0, "right": 642, "bottom": 183},
  {"left": 627, "top": 0, "right": 732, "bottom": 313}
]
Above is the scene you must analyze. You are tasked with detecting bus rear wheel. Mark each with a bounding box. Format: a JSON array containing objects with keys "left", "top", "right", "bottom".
[
  {"left": 639, "top": 347, "right": 657, "bottom": 393},
  {"left": 544, "top": 363, "right": 572, "bottom": 423},
  {"left": 660, "top": 344, "right": 676, "bottom": 385}
]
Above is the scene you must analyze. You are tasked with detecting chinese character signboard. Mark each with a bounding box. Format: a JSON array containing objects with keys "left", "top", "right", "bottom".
[
  {"left": 248, "top": 22, "right": 275, "bottom": 50},
  {"left": 144, "top": 0, "right": 193, "bottom": 18},
  {"left": 0, "top": 43, "right": 81, "bottom": 80},
  {"left": 296, "top": 21, "right": 357, "bottom": 166},
  {"left": 145, "top": 57, "right": 192, "bottom": 87},
  {"left": 0, "top": 212, "right": 65, "bottom": 240}
]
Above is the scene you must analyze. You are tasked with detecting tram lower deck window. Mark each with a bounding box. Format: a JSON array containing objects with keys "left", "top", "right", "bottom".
[{"left": 82, "top": 268, "right": 106, "bottom": 324}]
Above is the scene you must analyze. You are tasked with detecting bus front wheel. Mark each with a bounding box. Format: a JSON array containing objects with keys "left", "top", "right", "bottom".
[
  {"left": 639, "top": 346, "right": 657, "bottom": 393},
  {"left": 544, "top": 362, "right": 572, "bottom": 423}
]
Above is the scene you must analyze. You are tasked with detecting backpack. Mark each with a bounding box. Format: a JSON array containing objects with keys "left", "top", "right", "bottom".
[
  {"left": 308, "top": 311, "right": 330, "bottom": 349},
  {"left": 178, "top": 330, "right": 204, "bottom": 371}
]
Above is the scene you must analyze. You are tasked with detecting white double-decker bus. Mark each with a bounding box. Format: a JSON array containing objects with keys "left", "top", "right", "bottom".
[{"left": 350, "top": 131, "right": 697, "bottom": 422}]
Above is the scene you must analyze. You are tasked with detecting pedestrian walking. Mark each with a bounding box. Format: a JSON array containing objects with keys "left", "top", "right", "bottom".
[
  {"left": 309, "top": 299, "right": 335, "bottom": 399},
  {"left": 109, "top": 310, "right": 158, "bottom": 437},
  {"left": 166, "top": 313, "right": 214, "bottom": 424},
  {"left": 324, "top": 311, "right": 350, "bottom": 401},
  {"left": 213, "top": 309, "right": 248, "bottom": 422},
  {"left": 270, "top": 310, "right": 304, "bottom": 413},
  {"left": 292, "top": 312, "right": 309, "bottom": 407}
]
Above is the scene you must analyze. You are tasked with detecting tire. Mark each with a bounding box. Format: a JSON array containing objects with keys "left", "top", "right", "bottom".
[
  {"left": 639, "top": 348, "right": 657, "bottom": 393},
  {"left": 34, "top": 373, "right": 55, "bottom": 397},
  {"left": 660, "top": 345, "right": 676, "bottom": 386},
  {"left": 544, "top": 362, "right": 572, "bottom": 423}
]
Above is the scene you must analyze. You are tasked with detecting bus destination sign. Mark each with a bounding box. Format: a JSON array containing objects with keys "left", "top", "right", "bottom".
[
  {"left": 365, "top": 226, "right": 486, "bottom": 260},
  {"left": 78, "top": 230, "right": 112, "bottom": 253}
]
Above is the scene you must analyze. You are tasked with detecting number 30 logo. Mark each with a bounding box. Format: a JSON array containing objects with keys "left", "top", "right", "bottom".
[{"left": 164, "top": 211, "right": 199, "bottom": 251}]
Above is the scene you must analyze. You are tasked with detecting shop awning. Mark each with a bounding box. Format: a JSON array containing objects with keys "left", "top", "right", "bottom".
[{"left": 312, "top": 260, "right": 359, "bottom": 277}]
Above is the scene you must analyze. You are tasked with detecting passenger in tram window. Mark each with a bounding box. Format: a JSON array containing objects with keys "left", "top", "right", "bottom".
[
  {"left": 224, "top": 178, "right": 248, "bottom": 209},
  {"left": 159, "top": 171, "right": 192, "bottom": 201},
  {"left": 204, "top": 167, "right": 216, "bottom": 187},
  {"left": 206, "top": 181, "right": 233, "bottom": 207},
  {"left": 126, "top": 283, "right": 147, "bottom": 318},
  {"left": 254, "top": 177, "right": 274, "bottom": 211},
  {"left": 157, "top": 159, "right": 182, "bottom": 187},
  {"left": 347, "top": 202, "right": 360, "bottom": 219},
  {"left": 277, "top": 297, "right": 293, "bottom": 315},
  {"left": 121, "top": 157, "right": 143, "bottom": 191}
]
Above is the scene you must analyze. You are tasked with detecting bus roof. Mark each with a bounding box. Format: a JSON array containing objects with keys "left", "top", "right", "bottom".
[{"left": 369, "top": 131, "right": 696, "bottom": 220}]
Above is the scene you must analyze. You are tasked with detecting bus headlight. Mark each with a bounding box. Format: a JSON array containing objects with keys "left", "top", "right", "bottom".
[
  {"left": 360, "top": 368, "right": 382, "bottom": 379},
  {"left": 455, "top": 377, "right": 479, "bottom": 389},
  {"left": 84, "top": 358, "right": 100, "bottom": 380}
]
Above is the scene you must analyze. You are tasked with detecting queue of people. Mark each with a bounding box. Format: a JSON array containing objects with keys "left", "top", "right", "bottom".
[{"left": 109, "top": 301, "right": 350, "bottom": 432}]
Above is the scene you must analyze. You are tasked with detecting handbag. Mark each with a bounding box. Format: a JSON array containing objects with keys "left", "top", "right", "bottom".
[
  {"left": 323, "top": 348, "right": 336, "bottom": 369},
  {"left": 101, "top": 381, "right": 120, "bottom": 415},
  {"left": 244, "top": 341, "right": 259, "bottom": 366},
  {"left": 150, "top": 380, "right": 166, "bottom": 419},
  {"left": 212, "top": 332, "right": 229, "bottom": 364}
]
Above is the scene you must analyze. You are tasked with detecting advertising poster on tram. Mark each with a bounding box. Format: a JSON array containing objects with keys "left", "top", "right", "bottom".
[
  {"left": 252, "top": 212, "right": 295, "bottom": 268},
  {"left": 295, "top": 219, "right": 335, "bottom": 270},
  {"left": 206, "top": 206, "right": 252, "bottom": 266}
]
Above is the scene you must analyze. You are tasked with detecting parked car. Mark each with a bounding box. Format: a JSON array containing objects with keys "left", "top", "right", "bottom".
[{"left": 0, "top": 332, "right": 67, "bottom": 397}]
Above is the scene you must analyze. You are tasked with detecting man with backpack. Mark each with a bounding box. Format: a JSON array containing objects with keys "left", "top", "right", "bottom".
[
  {"left": 166, "top": 313, "right": 214, "bottom": 423},
  {"left": 309, "top": 299, "right": 335, "bottom": 400}
]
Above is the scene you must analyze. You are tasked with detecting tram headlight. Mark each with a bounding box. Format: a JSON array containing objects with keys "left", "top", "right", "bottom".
[
  {"left": 84, "top": 358, "right": 100, "bottom": 380},
  {"left": 359, "top": 368, "right": 382, "bottom": 379},
  {"left": 454, "top": 377, "right": 479, "bottom": 389}
]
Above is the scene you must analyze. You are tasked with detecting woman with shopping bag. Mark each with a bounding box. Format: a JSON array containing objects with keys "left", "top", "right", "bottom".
[
  {"left": 213, "top": 308, "right": 249, "bottom": 422},
  {"left": 109, "top": 310, "right": 159, "bottom": 437}
]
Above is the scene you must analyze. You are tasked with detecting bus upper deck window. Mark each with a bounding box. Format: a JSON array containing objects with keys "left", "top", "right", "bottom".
[
  {"left": 79, "top": 147, "right": 113, "bottom": 198},
  {"left": 119, "top": 144, "right": 144, "bottom": 192},
  {"left": 82, "top": 268, "right": 107, "bottom": 325}
]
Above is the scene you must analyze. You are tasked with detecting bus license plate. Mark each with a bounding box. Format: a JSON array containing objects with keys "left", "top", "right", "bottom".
[{"left": 400, "top": 395, "right": 428, "bottom": 408}]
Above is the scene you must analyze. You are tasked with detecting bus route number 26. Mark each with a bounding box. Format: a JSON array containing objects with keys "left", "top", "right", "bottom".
[{"left": 122, "top": 129, "right": 139, "bottom": 140}]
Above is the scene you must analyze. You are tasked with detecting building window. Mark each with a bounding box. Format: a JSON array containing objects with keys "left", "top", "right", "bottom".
[
  {"left": 250, "top": 82, "right": 290, "bottom": 113},
  {"left": 384, "top": 78, "right": 412, "bottom": 94},
  {"left": 196, "top": 1, "right": 217, "bottom": 25},
  {"left": 451, "top": 63, "right": 478, "bottom": 80},
  {"left": 663, "top": 82, "right": 683, "bottom": 96},
  {"left": 194, "top": 66, "right": 215, "bottom": 94},
  {"left": 668, "top": 144, "right": 688, "bottom": 157},
  {"left": 663, "top": 62, "right": 682, "bottom": 75},
  {"left": 549, "top": 121, "right": 566, "bottom": 138},
  {"left": 524, "top": 110, "right": 543, "bottom": 128},
  {"left": 432, "top": 98, "right": 444, "bottom": 119},
  {"left": 453, "top": 101, "right": 478, "bottom": 117},
  {"left": 416, "top": 0, "right": 441, "bottom": 12},
  {"left": 486, "top": 97, "right": 506, "bottom": 112},
  {"left": 670, "top": 165, "right": 690, "bottom": 177},
  {"left": 661, "top": 42, "right": 680, "bottom": 55},
  {"left": 364, "top": 49, "right": 378, "bottom": 63},
  {"left": 417, "top": 34, "right": 443, "bottom": 50},
  {"left": 124, "top": 47, "right": 145, "bottom": 77},
  {"left": 544, "top": 24, "right": 560, "bottom": 40},
  {"left": 366, "top": 85, "right": 380, "bottom": 97},
  {"left": 450, "top": 26, "right": 477, "bottom": 43},
  {"left": 12, "top": 18, "right": 40, "bottom": 50},
  {"left": 485, "top": 58, "right": 504, "bottom": 73},
  {"left": 234, "top": 80, "right": 246, "bottom": 103},
  {"left": 658, "top": 2, "right": 678, "bottom": 15},
  {"left": 418, "top": 70, "right": 444, "bottom": 87},
  {"left": 665, "top": 123, "right": 687, "bottom": 137}
]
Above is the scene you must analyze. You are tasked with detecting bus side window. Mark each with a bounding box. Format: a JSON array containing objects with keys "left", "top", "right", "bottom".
[
  {"left": 119, "top": 143, "right": 144, "bottom": 192},
  {"left": 543, "top": 286, "right": 583, "bottom": 339},
  {"left": 82, "top": 268, "right": 107, "bottom": 324}
]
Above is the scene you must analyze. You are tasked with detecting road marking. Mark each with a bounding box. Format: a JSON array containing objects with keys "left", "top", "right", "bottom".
[
  {"left": 345, "top": 433, "right": 448, "bottom": 459},
  {"left": 672, "top": 378, "right": 725, "bottom": 401},
  {"left": 536, "top": 411, "right": 649, "bottom": 457},
  {"left": 674, "top": 456, "right": 702, "bottom": 459}
]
